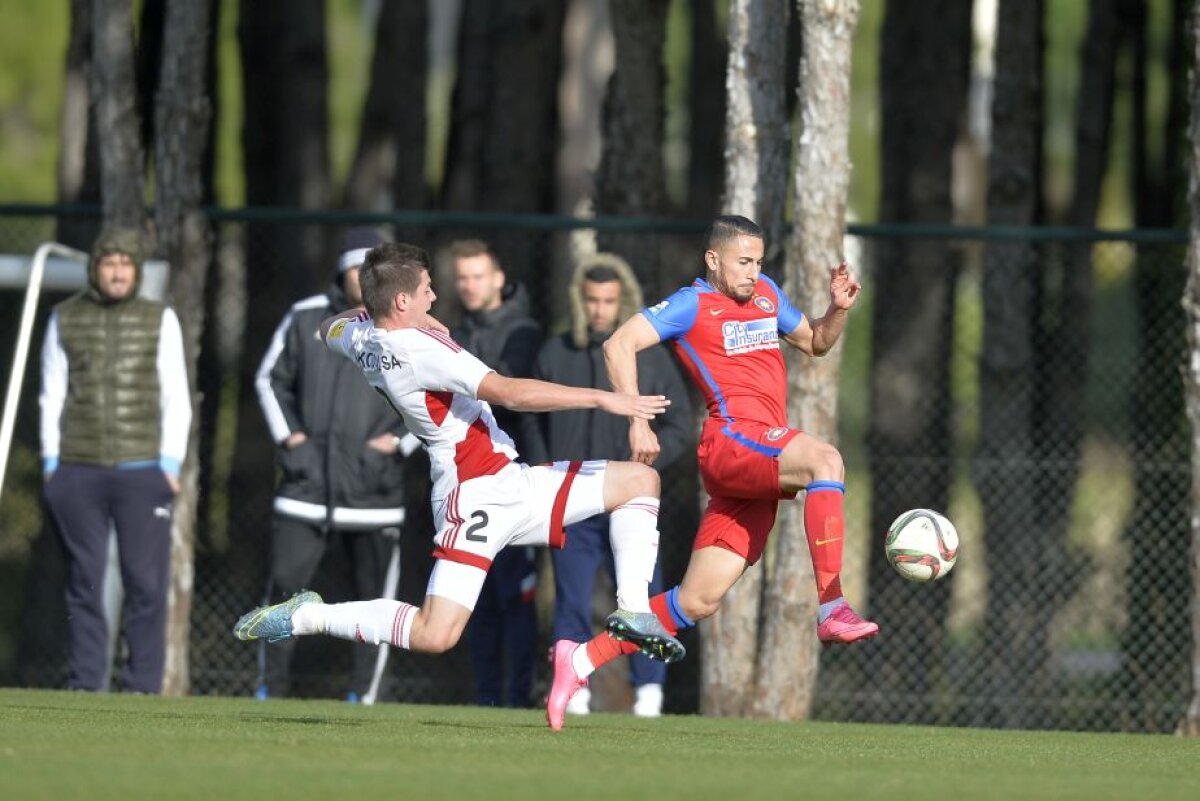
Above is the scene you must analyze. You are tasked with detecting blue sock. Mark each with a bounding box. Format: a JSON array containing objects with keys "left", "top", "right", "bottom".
[{"left": 818, "top": 597, "right": 846, "bottom": 623}]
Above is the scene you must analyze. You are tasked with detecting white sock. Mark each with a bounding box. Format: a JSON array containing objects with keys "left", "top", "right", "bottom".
[
  {"left": 571, "top": 642, "right": 596, "bottom": 679},
  {"left": 293, "top": 599, "right": 416, "bottom": 649},
  {"left": 609, "top": 497, "right": 660, "bottom": 613}
]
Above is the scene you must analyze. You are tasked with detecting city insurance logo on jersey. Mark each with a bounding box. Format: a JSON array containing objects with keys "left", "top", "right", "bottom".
[{"left": 722, "top": 317, "right": 778, "bottom": 355}]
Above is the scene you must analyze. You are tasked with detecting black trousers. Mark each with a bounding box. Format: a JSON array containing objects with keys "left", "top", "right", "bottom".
[
  {"left": 43, "top": 463, "right": 174, "bottom": 693},
  {"left": 260, "top": 514, "right": 389, "bottom": 697}
]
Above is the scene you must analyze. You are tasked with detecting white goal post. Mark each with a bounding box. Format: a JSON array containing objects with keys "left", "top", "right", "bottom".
[{"left": 0, "top": 242, "right": 89, "bottom": 505}]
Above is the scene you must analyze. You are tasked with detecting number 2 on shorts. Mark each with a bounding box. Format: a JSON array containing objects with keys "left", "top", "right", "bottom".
[{"left": 464, "top": 510, "right": 489, "bottom": 542}]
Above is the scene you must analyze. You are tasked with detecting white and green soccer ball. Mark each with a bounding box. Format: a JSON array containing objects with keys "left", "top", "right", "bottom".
[{"left": 884, "top": 509, "right": 959, "bottom": 582}]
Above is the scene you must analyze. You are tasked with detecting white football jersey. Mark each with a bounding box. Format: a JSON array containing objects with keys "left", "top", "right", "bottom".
[{"left": 324, "top": 315, "right": 517, "bottom": 508}]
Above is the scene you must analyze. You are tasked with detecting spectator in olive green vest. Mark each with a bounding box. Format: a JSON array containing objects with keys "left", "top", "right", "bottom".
[{"left": 39, "top": 227, "right": 191, "bottom": 693}]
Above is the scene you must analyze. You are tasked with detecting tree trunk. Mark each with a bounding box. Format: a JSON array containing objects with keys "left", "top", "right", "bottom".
[
  {"left": 1122, "top": 0, "right": 1191, "bottom": 732},
  {"left": 751, "top": 0, "right": 859, "bottom": 722},
  {"left": 441, "top": 0, "right": 564, "bottom": 289},
  {"left": 153, "top": 0, "right": 213, "bottom": 697},
  {"left": 595, "top": 0, "right": 669, "bottom": 297},
  {"left": 973, "top": 0, "right": 1044, "bottom": 729},
  {"left": 865, "top": 0, "right": 972, "bottom": 722},
  {"left": 686, "top": 0, "right": 726, "bottom": 219},
  {"left": 1182, "top": 0, "right": 1200, "bottom": 737},
  {"left": 136, "top": 0, "right": 166, "bottom": 159},
  {"left": 344, "top": 0, "right": 428, "bottom": 213},
  {"left": 698, "top": 0, "right": 790, "bottom": 719},
  {"left": 231, "top": 0, "right": 330, "bottom": 602},
  {"left": 57, "top": 0, "right": 101, "bottom": 249},
  {"left": 552, "top": 0, "right": 615, "bottom": 323},
  {"left": 1027, "top": 0, "right": 1120, "bottom": 713},
  {"left": 92, "top": 0, "right": 147, "bottom": 233}
]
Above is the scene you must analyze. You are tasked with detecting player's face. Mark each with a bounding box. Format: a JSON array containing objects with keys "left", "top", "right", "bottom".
[
  {"left": 706, "top": 235, "right": 764, "bottom": 303},
  {"left": 582, "top": 279, "right": 622, "bottom": 333},
  {"left": 94, "top": 253, "right": 137, "bottom": 300},
  {"left": 409, "top": 269, "right": 437, "bottom": 315},
  {"left": 454, "top": 254, "right": 504, "bottom": 312}
]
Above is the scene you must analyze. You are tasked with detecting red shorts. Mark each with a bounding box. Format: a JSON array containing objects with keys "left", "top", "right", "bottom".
[{"left": 693, "top": 420, "right": 801, "bottom": 565}]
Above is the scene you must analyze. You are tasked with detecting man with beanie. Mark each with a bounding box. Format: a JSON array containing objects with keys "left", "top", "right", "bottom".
[
  {"left": 526, "top": 252, "right": 691, "bottom": 717},
  {"left": 254, "top": 227, "right": 418, "bottom": 701},
  {"left": 40, "top": 227, "right": 192, "bottom": 693},
  {"left": 450, "top": 239, "right": 542, "bottom": 708}
]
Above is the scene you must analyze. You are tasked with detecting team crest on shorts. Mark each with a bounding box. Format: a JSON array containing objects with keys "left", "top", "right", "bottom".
[
  {"left": 765, "top": 427, "right": 788, "bottom": 441},
  {"left": 754, "top": 295, "right": 776, "bottom": 313}
]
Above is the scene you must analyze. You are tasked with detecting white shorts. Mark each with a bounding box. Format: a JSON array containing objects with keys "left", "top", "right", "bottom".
[{"left": 426, "top": 460, "right": 608, "bottom": 610}]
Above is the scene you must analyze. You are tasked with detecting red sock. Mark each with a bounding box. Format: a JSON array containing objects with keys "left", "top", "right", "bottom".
[
  {"left": 650, "top": 592, "right": 679, "bottom": 636},
  {"left": 585, "top": 632, "right": 639, "bottom": 671},
  {"left": 805, "top": 484, "right": 846, "bottom": 605}
]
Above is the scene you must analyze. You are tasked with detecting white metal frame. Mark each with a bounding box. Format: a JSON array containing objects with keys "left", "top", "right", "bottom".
[{"left": 0, "top": 242, "right": 88, "bottom": 506}]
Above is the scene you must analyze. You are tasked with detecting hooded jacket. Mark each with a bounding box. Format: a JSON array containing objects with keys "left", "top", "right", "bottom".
[
  {"left": 450, "top": 282, "right": 543, "bottom": 456},
  {"left": 256, "top": 278, "right": 411, "bottom": 530},
  {"left": 524, "top": 253, "right": 691, "bottom": 467},
  {"left": 40, "top": 228, "right": 191, "bottom": 473}
]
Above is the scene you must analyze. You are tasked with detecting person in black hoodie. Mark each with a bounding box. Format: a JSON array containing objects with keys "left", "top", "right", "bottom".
[
  {"left": 253, "top": 228, "right": 417, "bottom": 701},
  {"left": 450, "top": 239, "right": 542, "bottom": 708},
  {"left": 526, "top": 252, "right": 691, "bottom": 717}
]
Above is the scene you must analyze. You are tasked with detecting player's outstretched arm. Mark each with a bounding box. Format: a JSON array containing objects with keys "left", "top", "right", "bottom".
[
  {"left": 476, "top": 373, "right": 669, "bottom": 419},
  {"left": 604, "top": 314, "right": 666, "bottom": 465},
  {"left": 782, "top": 262, "right": 861, "bottom": 356}
]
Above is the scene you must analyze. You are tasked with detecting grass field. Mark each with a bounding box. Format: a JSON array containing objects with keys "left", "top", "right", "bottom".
[{"left": 1, "top": 689, "right": 1197, "bottom": 801}]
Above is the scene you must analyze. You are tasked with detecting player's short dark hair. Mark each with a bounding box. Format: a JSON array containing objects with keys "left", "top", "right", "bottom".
[
  {"left": 705, "top": 215, "right": 763, "bottom": 252},
  {"left": 582, "top": 265, "right": 621, "bottom": 284},
  {"left": 360, "top": 242, "right": 431, "bottom": 319}
]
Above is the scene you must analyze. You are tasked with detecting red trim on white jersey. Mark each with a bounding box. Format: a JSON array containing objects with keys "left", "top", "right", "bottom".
[
  {"left": 431, "top": 546, "right": 493, "bottom": 572},
  {"left": 425, "top": 390, "right": 453, "bottom": 426},
  {"left": 454, "top": 418, "right": 512, "bottom": 481},
  {"left": 417, "top": 328, "right": 463, "bottom": 352},
  {"left": 548, "top": 460, "right": 583, "bottom": 549}
]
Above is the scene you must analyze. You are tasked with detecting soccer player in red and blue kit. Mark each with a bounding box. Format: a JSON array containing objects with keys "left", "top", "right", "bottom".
[{"left": 545, "top": 215, "right": 876, "bottom": 725}]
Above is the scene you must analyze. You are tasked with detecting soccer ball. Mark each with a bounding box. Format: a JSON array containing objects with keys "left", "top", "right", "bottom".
[{"left": 884, "top": 509, "right": 959, "bottom": 582}]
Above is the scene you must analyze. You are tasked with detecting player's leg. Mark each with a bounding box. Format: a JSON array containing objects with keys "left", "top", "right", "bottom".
[
  {"left": 564, "top": 497, "right": 770, "bottom": 684},
  {"left": 599, "top": 460, "right": 661, "bottom": 614},
  {"left": 543, "top": 461, "right": 677, "bottom": 729},
  {"left": 777, "top": 433, "right": 878, "bottom": 643},
  {"left": 240, "top": 560, "right": 479, "bottom": 656},
  {"left": 606, "top": 545, "right": 667, "bottom": 716}
]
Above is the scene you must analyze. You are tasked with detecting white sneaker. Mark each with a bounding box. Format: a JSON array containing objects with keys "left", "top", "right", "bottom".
[
  {"left": 565, "top": 686, "right": 591, "bottom": 715},
  {"left": 632, "top": 683, "right": 663, "bottom": 717}
]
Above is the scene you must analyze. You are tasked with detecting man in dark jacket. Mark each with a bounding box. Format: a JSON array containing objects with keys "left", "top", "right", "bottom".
[
  {"left": 254, "top": 228, "right": 417, "bottom": 700},
  {"left": 526, "top": 252, "right": 691, "bottom": 717},
  {"left": 40, "top": 227, "right": 192, "bottom": 693},
  {"left": 450, "top": 239, "right": 541, "bottom": 708}
]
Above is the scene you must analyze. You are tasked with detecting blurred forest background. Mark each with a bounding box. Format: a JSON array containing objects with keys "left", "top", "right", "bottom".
[{"left": 0, "top": 0, "right": 1194, "bottom": 734}]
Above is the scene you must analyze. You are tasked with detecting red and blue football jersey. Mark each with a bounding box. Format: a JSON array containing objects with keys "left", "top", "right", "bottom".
[{"left": 642, "top": 274, "right": 804, "bottom": 429}]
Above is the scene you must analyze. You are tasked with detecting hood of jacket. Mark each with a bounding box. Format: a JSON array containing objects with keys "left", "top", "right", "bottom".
[
  {"left": 568, "top": 252, "right": 643, "bottom": 349},
  {"left": 88, "top": 227, "right": 144, "bottom": 302}
]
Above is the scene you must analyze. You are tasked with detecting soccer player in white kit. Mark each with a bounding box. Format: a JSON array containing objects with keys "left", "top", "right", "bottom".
[{"left": 233, "top": 243, "right": 685, "bottom": 729}]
